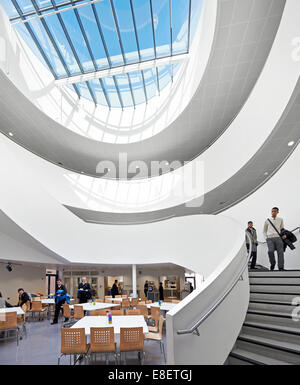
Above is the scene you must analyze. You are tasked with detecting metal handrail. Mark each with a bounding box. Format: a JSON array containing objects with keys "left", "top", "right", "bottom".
[
  {"left": 259, "top": 226, "right": 299, "bottom": 245},
  {"left": 177, "top": 233, "right": 252, "bottom": 336}
]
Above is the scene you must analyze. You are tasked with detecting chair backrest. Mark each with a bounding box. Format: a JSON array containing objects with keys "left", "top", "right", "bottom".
[
  {"left": 131, "top": 298, "right": 139, "bottom": 307},
  {"left": 141, "top": 297, "right": 148, "bottom": 302},
  {"left": 61, "top": 328, "right": 86, "bottom": 354},
  {"left": 120, "top": 327, "right": 144, "bottom": 352},
  {"left": 139, "top": 301, "right": 146, "bottom": 305},
  {"left": 90, "top": 327, "right": 115, "bottom": 352},
  {"left": 171, "top": 300, "right": 180, "bottom": 304},
  {"left": 137, "top": 305, "right": 148, "bottom": 318},
  {"left": 150, "top": 306, "right": 160, "bottom": 321},
  {"left": 115, "top": 295, "right": 122, "bottom": 298},
  {"left": 121, "top": 299, "right": 130, "bottom": 308},
  {"left": 90, "top": 309, "right": 108, "bottom": 316},
  {"left": 146, "top": 300, "right": 152, "bottom": 304},
  {"left": 0, "top": 311, "right": 17, "bottom": 330},
  {"left": 73, "top": 305, "right": 84, "bottom": 319},
  {"left": 113, "top": 305, "right": 121, "bottom": 310},
  {"left": 95, "top": 299, "right": 104, "bottom": 303},
  {"left": 122, "top": 295, "right": 128, "bottom": 298},
  {"left": 110, "top": 310, "right": 124, "bottom": 316},
  {"left": 158, "top": 316, "right": 165, "bottom": 338},
  {"left": 126, "top": 309, "right": 141, "bottom": 316},
  {"left": 63, "top": 303, "right": 72, "bottom": 318},
  {"left": 31, "top": 301, "right": 42, "bottom": 311},
  {"left": 105, "top": 296, "right": 112, "bottom": 299},
  {"left": 25, "top": 300, "right": 31, "bottom": 312},
  {"left": 21, "top": 303, "right": 27, "bottom": 314}
]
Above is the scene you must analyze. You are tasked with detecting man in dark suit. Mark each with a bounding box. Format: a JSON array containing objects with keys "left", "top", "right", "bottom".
[
  {"left": 51, "top": 279, "right": 69, "bottom": 325},
  {"left": 111, "top": 280, "right": 119, "bottom": 298},
  {"left": 77, "top": 277, "right": 92, "bottom": 304}
]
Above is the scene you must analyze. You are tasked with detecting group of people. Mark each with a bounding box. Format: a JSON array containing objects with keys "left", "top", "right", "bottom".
[
  {"left": 51, "top": 276, "right": 92, "bottom": 324},
  {"left": 246, "top": 207, "right": 296, "bottom": 271}
]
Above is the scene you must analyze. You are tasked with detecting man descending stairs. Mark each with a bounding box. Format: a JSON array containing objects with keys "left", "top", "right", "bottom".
[{"left": 227, "top": 269, "right": 300, "bottom": 365}]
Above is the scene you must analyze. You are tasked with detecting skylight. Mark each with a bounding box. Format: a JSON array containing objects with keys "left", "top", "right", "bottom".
[{"left": 2, "top": 0, "right": 203, "bottom": 108}]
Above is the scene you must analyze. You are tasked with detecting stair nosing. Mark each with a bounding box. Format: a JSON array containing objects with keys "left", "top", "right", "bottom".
[
  {"left": 249, "top": 300, "right": 293, "bottom": 306},
  {"left": 247, "top": 310, "right": 297, "bottom": 319}
]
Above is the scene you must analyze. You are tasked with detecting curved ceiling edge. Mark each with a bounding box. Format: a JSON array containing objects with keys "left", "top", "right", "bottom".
[
  {"left": 64, "top": 76, "right": 300, "bottom": 224},
  {"left": 0, "top": 0, "right": 286, "bottom": 177}
]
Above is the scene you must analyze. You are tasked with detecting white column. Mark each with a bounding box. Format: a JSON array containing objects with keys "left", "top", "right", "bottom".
[{"left": 132, "top": 264, "right": 137, "bottom": 298}]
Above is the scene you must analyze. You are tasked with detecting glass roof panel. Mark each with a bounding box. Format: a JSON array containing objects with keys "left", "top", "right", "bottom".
[{"left": 4, "top": 0, "right": 203, "bottom": 108}]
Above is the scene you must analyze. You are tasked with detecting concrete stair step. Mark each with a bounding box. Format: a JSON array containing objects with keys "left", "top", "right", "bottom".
[
  {"left": 236, "top": 339, "right": 300, "bottom": 365},
  {"left": 246, "top": 311, "right": 300, "bottom": 328},
  {"left": 250, "top": 292, "right": 300, "bottom": 302},
  {"left": 229, "top": 348, "right": 292, "bottom": 365},
  {"left": 250, "top": 284, "right": 300, "bottom": 294},
  {"left": 250, "top": 277, "right": 300, "bottom": 285},
  {"left": 248, "top": 302, "right": 296, "bottom": 314},
  {"left": 249, "top": 270, "right": 300, "bottom": 278},
  {"left": 242, "top": 324, "right": 300, "bottom": 345},
  {"left": 244, "top": 320, "right": 300, "bottom": 335}
]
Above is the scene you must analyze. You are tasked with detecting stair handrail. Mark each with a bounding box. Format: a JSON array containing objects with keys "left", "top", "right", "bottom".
[
  {"left": 177, "top": 233, "right": 252, "bottom": 336},
  {"left": 258, "top": 226, "right": 300, "bottom": 245}
]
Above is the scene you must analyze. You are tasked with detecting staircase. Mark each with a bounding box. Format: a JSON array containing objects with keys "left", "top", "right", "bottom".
[{"left": 227, "top": 270, "right": 300, "bottom": 365}]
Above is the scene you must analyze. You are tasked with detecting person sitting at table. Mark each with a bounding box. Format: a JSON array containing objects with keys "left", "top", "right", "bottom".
[
  {"left": 0, "top": 291, "right": 13, "bottom": 308},
  {"left": 51, "top": 279, "right": 70, "bottom": 325},
  {"left": 159, "top": 282, "right": 164, "bottom": 301},
  {"left": 77, "top": 277, "right": 92, "bottom": 304},
  {"left": 17, "top": 288, "right": 31, "bottom": 308},
  {"left": 111, "top": 280, "right": 119, "bottom": 298}
]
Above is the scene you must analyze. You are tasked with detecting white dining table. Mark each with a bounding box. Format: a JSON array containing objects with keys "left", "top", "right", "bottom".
[
  {"left": 71, "top": 315, "right": 148, "bottom": 335},
  {"left": 0, "top": 307, "right": 24, "bottom": 316},
  {"left": 147, "top": 302, "right": 177, "bottom": 312},
  {"left": 107, "top": 297, "right": 141, "bottom": 302},
  {"left": 41, "top": 298, "right": 75, "bottom": 304},
  {"left": 69, "top": 302, "right": 119, "bottom": 311}
]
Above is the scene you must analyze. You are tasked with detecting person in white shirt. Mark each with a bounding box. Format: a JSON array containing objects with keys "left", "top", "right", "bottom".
[{"left": 263, "top": 207, "right": 286, "bottom": 271}]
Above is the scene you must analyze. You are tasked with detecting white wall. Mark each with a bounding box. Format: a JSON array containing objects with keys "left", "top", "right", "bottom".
[
  {"left": 223, "top": 144, "right": 300, "bottom": 270},
  {"left": 0, "top": 263, "right": 45, "bottom": 304}
]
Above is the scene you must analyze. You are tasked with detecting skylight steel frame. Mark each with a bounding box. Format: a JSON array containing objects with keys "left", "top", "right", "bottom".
[{"left": 9, "top": 0, "right": 192, "bottom": 108}]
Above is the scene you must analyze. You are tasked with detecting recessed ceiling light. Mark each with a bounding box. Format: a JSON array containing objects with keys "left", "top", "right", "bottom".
[
  {"left": 288, "top": 141, "right": 295, "bottom": 147},
  {"left": 8, "top": 132, "right": 13, "bottom": 137},
  {"left": 264, "top": 172, "right": 269, "bottom": 176}
]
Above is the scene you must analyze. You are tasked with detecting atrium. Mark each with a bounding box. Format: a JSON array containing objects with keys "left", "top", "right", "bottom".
[{"left": 0, "top": 0, "right": 300, "bottom": 373}]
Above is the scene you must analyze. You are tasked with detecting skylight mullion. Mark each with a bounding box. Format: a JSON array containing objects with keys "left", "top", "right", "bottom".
[
  {"left": 99, "top": 79, "right": 111, "bottom": 110},
  {"left": 187, "top": 0, "right": 192, "bottom": 53},
  {"left": 126, "top": 73, "right": 136, "bottom": 109},
  {"left": 86, "top": 81, "right": 97, "bottom": 105},
  {"left": 113, "top": 76, "right": 124, "bottom": 110},
  {"left": 156, "top": 67, "right": 160, "bottom": 95},
  {"left": 11, "top": 0, "right": 57, "bottom": 79},
  {"left": 170, "top": 0, "right": 173, "bottom": 56},
  {"left": 141, "top": 70, "right": 148, "bottom": 104},
  {"left": 91, "top": 3, "right": 112, "bottom": 68},
  {"left": 71, "top": 2, "right": 98, "bottom": 70},
  {"left": 28, "top": 0, "right": 81, "bottom": 98},
  {"left": 129, "top": 0, "right": 141, "bottom": 62},
  {"left": 109, "top": 0, "right": 126, "bottom": 65},
  {"left": 149, "top": 0, "right": 157, "bottom": 59},
  {"left": 50, "top": 0, "right": 84, "bottom": 72}
]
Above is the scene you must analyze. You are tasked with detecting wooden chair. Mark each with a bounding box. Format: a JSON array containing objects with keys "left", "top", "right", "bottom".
[
  {"left": 148, "top": 307, "right": 160, "bottom": 332},
  {"left": 131, "top": 298, "right": 139, "bottom": 308},
  {"left": 141, "top": 297, "right": 148, "bottom": 302},
  {"left": 95, "top": 299, "right": 104, "bottom": 303},
  {"left": 139, "top": 301, "right": 146, "bottom": 305},
  {"left": 0, "top": 311, "right": 19, "bottom": 345},
  {"left": 90, "top": 327, "right": 117, "bottom": 364},
  {"left": 137, "top": 305, "right": 149, "bottom": 320},
  {"left": 115, "top": 295, "right": 122, "bottom": 298},
  {"left": 144, "top": 316, "right": 166, "bottom": 363},
  {"left": 110, "top": 310, "right": 124, "bottom": 316},
  {"left": 171, "top": 300, "right": 181, "bottom": 304},
  {"left": 145, "top": 300, "right": 152, "bottom": 304},
  {"left": 121, "top": 295, "right": 128, "bottom": 298},
  {"left": 73, "top": 305, "right": 84, "bottom": 320},
  {"left": 62, "top": 304, "right": 75, "bottom": 327},
  {"left": 121, "top": 299, "right": 130, "bottom": 308},
  {"left": 119, "top": 327, "right": 145, "bottom": 364},
  {"left": 126, "top": 309, "right": 141, "bottom": 316},
  {"left": 58, "top": 328, "right": 89, "bottom": 365},
  {"left": 90, "top": 309, "right": 108, "bottom": 316},
  {"left": 113, "top": 305, "right": 121, "bottom": 310},
  {"left": 28, "top": 301, "right": 47, "bottom": 321}
]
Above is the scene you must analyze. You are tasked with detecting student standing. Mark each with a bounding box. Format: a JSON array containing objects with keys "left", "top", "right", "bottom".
[
  {"left": 159, "top": 282, "right": 164, "bottom": 301},
  {"left": 111, "top": 280, "right": 119, "bottom": 298},
  {"left": 144, "top": 281, "right": 149, "bottom": 298},
  {"left": 246, "top": 221, "right": 258, "bottom": 270},
  {"left": 51, "top": 279, "right": 69, "bottom": 325},
  {"left": 263, "top": 207, "right": 286, "bottom": 271},
  {"left": 77, "top": 277, "right": 92, "bottom": 304}
]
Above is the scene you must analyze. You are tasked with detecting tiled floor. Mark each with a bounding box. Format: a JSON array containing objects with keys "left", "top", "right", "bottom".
[{"left": 0, "top": 316, "right": 166, "bottom": 365}]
